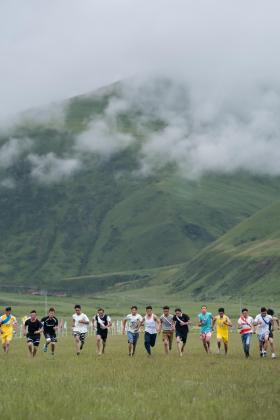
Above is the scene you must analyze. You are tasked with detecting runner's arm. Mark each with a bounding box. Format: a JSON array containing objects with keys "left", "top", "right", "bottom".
[
  {"left": 212, "top": 317, "right": 216, "bottom": 329},
  {"left": 122, "top": 319, "right": 127, "bottom": 334}
]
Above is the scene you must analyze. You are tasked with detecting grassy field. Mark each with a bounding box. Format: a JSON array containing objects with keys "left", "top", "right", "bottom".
[{"left": 1, "top": 331, "right": 280, "bottom": 420}]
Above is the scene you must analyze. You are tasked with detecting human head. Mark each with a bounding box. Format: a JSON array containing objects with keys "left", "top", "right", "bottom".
[
  {"left": 267, "top": 308, "right": 274, "bottom": 316},
  {"left": 163, "top": 306, "right": 170, "bottom": 316},
  {"left": 5, "top": 307, "right": 11, "bottom": 315},
  {"left": 131, "top": 306, "right": 138, "bottom": 315},
  {"left": 218, "top": 308, "right": 224, "bottom": 316},
  {"left": 75, "top": 304, "right": 81, "bottom": 315},
  {"left": 30, "top": 310, "right": 37, "bottom": 320},
  {"left": 261, "top": 307, "right": 267, "bottom": 316},
  {"left": 242, "top": 308, "right": 249, "bottom": 317},
  {"left": 201, "top": 305, "right": 207, "bottom": 314},
  {"left": 175, "top": 308, "right": 182, "bottom": 316},
  {"left": 48, "top": 307, "right": 55, "bottom": 318},
  {"left": 97, "top": 308, "right": 104, "bottom": 316},
  {"left": 146, "top": 305, "right": 153, "bottom": 316}
]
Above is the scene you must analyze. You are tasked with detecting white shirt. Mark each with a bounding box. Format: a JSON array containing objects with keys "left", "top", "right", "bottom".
[
  {"left": 237, "top": 316, "right": 254, "bottom": 334},
  {"left": 144, "top": 314, "right": 157, "bottom": 334},
  {"left": 72, "top": 313, "right": 89, "bottom": 333},
  {"left": 254, "top": 314, "right": 272, "bottom": 335},
  {"left": 125, "top": 314, "right": 143, "bottom": 333}
]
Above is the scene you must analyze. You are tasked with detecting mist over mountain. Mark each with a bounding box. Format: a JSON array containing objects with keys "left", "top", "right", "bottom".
[{"left": 1, "top": 78, "right": 280, "bottom": 296}]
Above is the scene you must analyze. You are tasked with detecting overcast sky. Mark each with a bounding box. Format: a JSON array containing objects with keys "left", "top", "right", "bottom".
[{"left": 1, "top": 0, "right": 280, "bottom": 120}]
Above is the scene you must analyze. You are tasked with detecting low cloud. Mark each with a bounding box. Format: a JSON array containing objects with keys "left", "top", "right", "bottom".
[
  {"left": 0, "top": 137, "right": 33, "bottom": 168},
  {"left": 28, "top": 152, "right": 81, "bottom": 184}
]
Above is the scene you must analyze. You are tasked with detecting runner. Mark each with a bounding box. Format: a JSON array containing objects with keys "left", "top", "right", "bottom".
[
  {"left": 93, "top": 308, "right": 112, "bottom": 355},
  {"left": 41, "top": 307, "right": 58, "bottom": 356},
  {"left": 237, "top": 308, "right": 254, "bottom": 358},
  {"left": 122, "top": 306, "right": 142, "bottom": 357},
  {"left": 197, "top": 305, "right": 213, "bottom": 354},
  {"left": 254, "top": 307, "right": 273, "bottom": 357},
  {"left": 142, "top": 306, "right": 160, "bottom": 356},
  {"left": 267, "top": 308, "right": 279, "bottom": 358},
  {"left": 212, "top": 308, "right": 232, "bottom": 355},
  {"left": 72, "top": 305, "right": 89, "bottom": 356},
  {"left": 173, "top": 308, "right": 190, "bottom": 357},
  {"left": 0, "top": 307, "right": 17, "bottom": 353},
  {"left": 23, "top": 310, "right": 43, "bottom": 358},
  {"left": 159, "top": 306, "right": 174, "bottom": 355}
]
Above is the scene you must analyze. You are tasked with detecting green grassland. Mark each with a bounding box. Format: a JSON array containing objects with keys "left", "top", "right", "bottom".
[
  {"left": 1, "top": 331, "right": 280, "bottom": 419},
  {"left": 172, "top": 201, "right": 280, "bottom": 299}
]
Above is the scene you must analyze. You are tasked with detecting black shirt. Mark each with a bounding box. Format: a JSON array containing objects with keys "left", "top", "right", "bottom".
[
  {"left": 25, "top": 319, "right": 43, "bottom": 337},
  {"left": 41, "top": 316, "right": 58, "bottom": 335},
  {"left": 95, "top": 314, "right": 109, "bottom": 333},
  {"left": 173, "top": 314, "right": 190, "bottom": 334}
]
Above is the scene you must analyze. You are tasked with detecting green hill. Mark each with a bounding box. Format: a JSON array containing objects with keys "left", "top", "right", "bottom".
[
  {"left": 1, "top": 79, "right": 280, "bottom": 294},
  {"left": 172, "top": 201, "right": 280, "bottom": 298}
]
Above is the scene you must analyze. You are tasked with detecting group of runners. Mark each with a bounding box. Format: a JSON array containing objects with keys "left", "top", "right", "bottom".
[{"left": 0, "top": 304, "right": 279, "bottom": 359}]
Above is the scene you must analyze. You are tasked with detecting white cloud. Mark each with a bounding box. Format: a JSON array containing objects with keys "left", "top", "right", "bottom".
[
  {"left": 28, "top": 153, "right": 81, "bottom": 184},
  {"left": 0, "top": 137, "right": 33, "bottom": 168}
]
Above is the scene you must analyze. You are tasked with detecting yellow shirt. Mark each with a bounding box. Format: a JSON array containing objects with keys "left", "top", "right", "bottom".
[
  {"left": 0, "top": 314, "right": 16, "bottom": 334},
  {"left": 215, "top": 315, "right": 230, "bottom": 335}
]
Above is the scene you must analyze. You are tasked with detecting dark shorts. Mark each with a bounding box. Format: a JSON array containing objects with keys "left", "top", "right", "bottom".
[
  {"left": 73, "top": 332, "right": 87, "bottom": 342},
  {"left": 27, "top": 335, "right": 40, "bottom": 347},
  {"left": 97, "top": 329, "right": 108, "bottom": 342},
  {"left": 44, "top": 333, "right": 57, "bottom": 343},
  {"left": 269, "top": 331, "right": 274, "bottom": 339},
  {"left": 176, "top": 331, "right": 188, "bottom": 344}
]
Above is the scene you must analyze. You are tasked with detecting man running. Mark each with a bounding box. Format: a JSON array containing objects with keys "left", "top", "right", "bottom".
[
  {"left": 142, "top": 306, "right": 159, "bottom": 356},
  {"left": 122, "top": 306, "right": 142, "bottom": 357},
  {"left": 0, "top": 307, "right": 17, "bottom": 353},
  {"left": 93, "top": 308, "right": 112, "bottom": 355},
  {"left": 198, "top": 305, "right": 213, "bottom": 354},
  {"left": 267, "top": 308, "right": 279, "bottom": 358},
  {"left": 173, "top": 308, "right": 190, "bottom": 357},
  {"left": 41, "top": 307, "right": 58, "bottom": 356},
  {"left": 212, "top": 308, "right": 232, "bottom": 355},
  {"left": 237, "top": 308, "right": 254, "bottom": 358},
  {"left": 72, "top": 305, "right": 89, "bottom": 356},
  {"left": 23, "top": 310, "right": 43, "bottom": 358},
  {"left": 159, "top": 306, "right": 174, "bottom": 355},
  {"left": 254, "top": 307, "right": 272, "bottom": 357}
]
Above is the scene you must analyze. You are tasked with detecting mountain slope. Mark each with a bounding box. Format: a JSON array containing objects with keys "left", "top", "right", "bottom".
[
  {"left": 172, "top": 201, "right": 280, "bottom": 298},
  {"left": 1, "top": 79, "right": 280, "bottom": 292}
]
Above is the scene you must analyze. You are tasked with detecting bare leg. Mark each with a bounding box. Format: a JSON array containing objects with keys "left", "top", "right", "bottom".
[
  {"left": 102, "top": 340, "right": 106, "bottom": 354},
  {"left": 176, "top": 337, "right": 183, "bottom": 356},
  {"left": 75, "top": 336, "right": 81, "bottom": 354},
  {"left": 33, "top": 346, "right": 38, "bottom": 357},
  {"left": 128, "top": 342, "right": 133, "bottom": 356},
  {"left": 96, "top": 336, "right": 102, "bottom": 355},
  {"left": 51, "top": 343, "right": 55, "bottom": 354},
  {"left": 164, "top": 338, "right": 169, "bottom": 355},
  {"left": 27, "top": 342, "right": 33, "bottom": 357},
  {"left": 217, "top": 339, "right": 221, "bottom": 353},
  {"left": 224, "top": 342, "right": 228, "bottom": 355}
]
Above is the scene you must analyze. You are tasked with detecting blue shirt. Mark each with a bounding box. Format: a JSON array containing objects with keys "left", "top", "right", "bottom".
[{"left": 198, "top": 312, "right": 213, "bottom": 333}]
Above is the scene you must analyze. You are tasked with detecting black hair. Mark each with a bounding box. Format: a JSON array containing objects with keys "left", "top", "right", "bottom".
[
  {"left": 261, "top": 307, "right": 267, "bottom": 312},
  {"left": 218, "top": 308, "right": 224, "bottom": 313},
  {"left": 75, "top": 304, "right": 81, "bottom": 309},
  {"left": 97, "top": 308, "right": 104, "bottom": 312},
  {"left": 131, "top": 305, "right": 138, "bottom": 310},
  {"left": 267, "top": 308, "right": 274, "bottom": 316},
  {"left": 49, "top": 307, "right": 55, "bottom": 312},
  {"left": 201, "top": 305, "right": 207, "bottom": 309},
  {"left": 5, "top": 307, "right": 11, "bottom": 312},
  {"left": 163, "top": 305, "right": 170, "bottom": 310},
  {"left": 175, "top": 308, "right": 182, "bottom": 313},
  {"left": 30, "top": 310, "right": 36, "bottom": 314},
  {"left": 146, "top": 305, "right": 152, "bottom": 310},
  {"left": 241, "top": 308, "right": 248, "bottom": 313}
]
